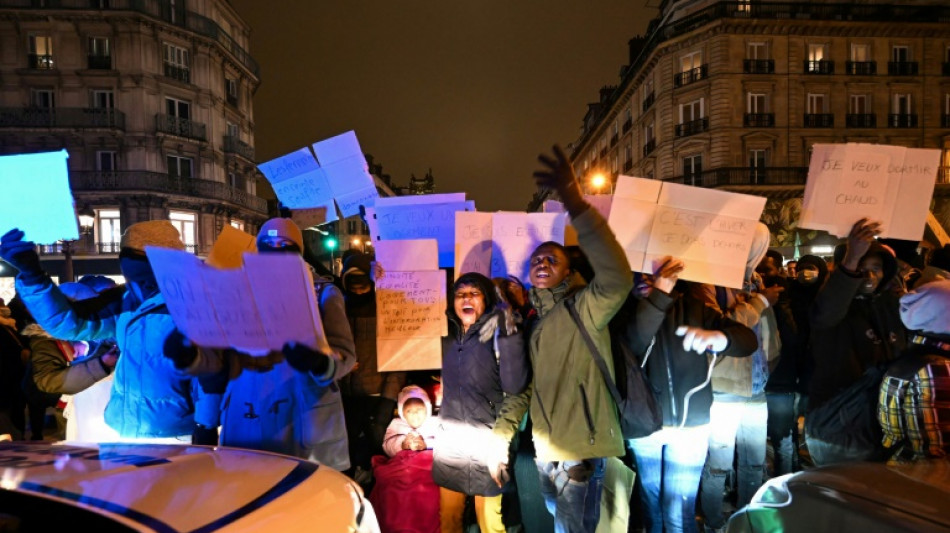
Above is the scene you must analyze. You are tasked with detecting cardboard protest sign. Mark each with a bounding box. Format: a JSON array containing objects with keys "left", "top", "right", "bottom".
[
  {"left": 800, "top": 143, "right": 940, "bottom": 239},
  {"left": 372, "top": 194, "right": 474, "bottom": 267},
  {"left": 374, "top": 239, "right": 445, "bottom": 371},
  {"left": 258, "top": 148, "right": 337, "bottom": 222},
  {"left": 455, "top": 211, "right": 493, "bottom": 279},
  {"left": 312, "top": 131, "right": 378, "bottom": 217},
  {"left": 490, "top": 212, "right": 567, "bottom": 282},
  {"left": 0, "top": 150, "right": 78, "bottom": 244},
  {"left": 608, "top": 176, "right": 766, "bottom": 289},
  {"left": 146, "top": 248, "right": 328, "bottom": 354},
  {"left": 543, "top": 195, "right": 612, "bottom": 247},
  {"left": 291, "top": 206, "right": 330, "bottom": 229},
  {"left": 206, "top": 225, "right": 257, "bottom": 269}
]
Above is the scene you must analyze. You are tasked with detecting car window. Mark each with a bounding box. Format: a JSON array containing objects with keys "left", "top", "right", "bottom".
[{"left": 0, "top": 490, "right": 138, "bottom": 533}]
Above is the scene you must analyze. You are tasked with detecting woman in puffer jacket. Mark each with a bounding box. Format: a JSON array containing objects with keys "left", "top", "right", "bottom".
[{"left": 433, "top": 272, "right": 530, "bottom": 533}]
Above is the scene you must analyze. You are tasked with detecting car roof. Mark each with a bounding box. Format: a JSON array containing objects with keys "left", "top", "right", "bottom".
[
  {"left": 788, "top": 458, "right": 950, "bottom": 525},
  {"left": 0, "top": 441, "right": 360, "bottom": 532}
]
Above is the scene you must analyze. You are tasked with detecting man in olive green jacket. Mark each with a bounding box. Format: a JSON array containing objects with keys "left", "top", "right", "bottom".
[{"left": 527, "top": 145, "right": 633, "bottom": 532}]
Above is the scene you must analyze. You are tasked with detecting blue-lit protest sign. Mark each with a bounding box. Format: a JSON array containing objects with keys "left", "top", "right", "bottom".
[{"left": 0, "top": 150, "right": 79, "bottom": 244}]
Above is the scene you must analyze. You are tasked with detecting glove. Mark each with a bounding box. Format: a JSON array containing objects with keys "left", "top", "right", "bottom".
[
  {"left": 163, "top": 329, "right": 198, "bottom": 369},
  {"left": 192, "top": 423, "right": 218, "bottom": 446},
  {"left": 282, "top": 342, "right": 331, "bottom": 376},
  {"left": 0, "top": 228, "right": 44, "bottom": 282}
]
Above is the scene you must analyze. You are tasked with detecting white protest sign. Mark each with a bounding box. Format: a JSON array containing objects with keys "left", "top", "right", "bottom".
[
  {"left": 607, "top": 176, "right": 766, "bottom": 289},
  {"left": 0, "top": 150, "right": 79, "bottom": 244},
  {"left": 258, "top": 148, "right": 336, "bottom": 220},
  {"left": 490, "top": 212, "right": 567, "bottom": 282},
  {"left": 372, "top": 196, "right": 473, "bottom": 267},
  {"left": 800, "top": 143, "right": 940, "bottom": 239},
  {"left": 312, "top": 131, "right": 378, "bottom": 217},
  {"left": 147, "top": 248, "right": 328, "bottom": 353},
  {"left": 455, "top": 212, "right": 493, "bottom": 279},
  {"left": 375, "top": 239, "right": 439, "bottom": 272},
  {"left": 376, "top": 267, "right": 446, "bottom": 371}
]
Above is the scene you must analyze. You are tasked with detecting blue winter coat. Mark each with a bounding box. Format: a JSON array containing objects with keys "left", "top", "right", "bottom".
[{"left": 15, "top": 277, "right": 200, "bottom": 438}]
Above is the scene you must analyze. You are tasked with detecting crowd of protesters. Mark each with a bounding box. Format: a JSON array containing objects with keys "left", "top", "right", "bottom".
[{"left": 1, "top": 144, "right": 949, "bottom": 533}]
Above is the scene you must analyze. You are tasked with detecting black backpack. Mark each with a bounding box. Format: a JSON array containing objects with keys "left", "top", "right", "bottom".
[
  {"left": 565, "top": 296, "right": 662, "bottom": 440},
  {"left": 805, "top": 364, "right": 886, "bottom": 462}
]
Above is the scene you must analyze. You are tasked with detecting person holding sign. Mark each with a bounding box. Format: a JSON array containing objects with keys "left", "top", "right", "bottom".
[
  {"left": 804, "top": 218, "right": 906, "bottom": 466},
  {"left": 0, "top": 223, "right": 211, "bottom": 442},
  {"left": 525, "top": 145, "right": 633, "bottom": 532},
  {"left": 166, "top": 218, "right": 357, "bottom": 471},
  {"left": 611, "top": 257, "right": 757, "bottom": 533}
]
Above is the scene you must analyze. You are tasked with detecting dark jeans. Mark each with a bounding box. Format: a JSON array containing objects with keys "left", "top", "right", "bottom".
[
  {"left": 766, "top": 391, "right": 798, "bottom": 475},
  {"left": 536, "top": 458, "right": 606, "bottom": 533}
]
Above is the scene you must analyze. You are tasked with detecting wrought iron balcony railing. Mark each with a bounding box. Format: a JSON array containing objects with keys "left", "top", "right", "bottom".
[
  {"left": 70, "top": 171, "right": 267, "bottom": 213},
  {"left": 163, "top": 62, "right": 190, "bottom": 83},
  {"left": 87, "top": 54, "right": 111, "bottom": 70},
  {"left": 0, "top": 107, "right": 125, "bottom": 129},
  {"left": 888, "top": 114, "right": 918, "bottom": 128},
  {"left": 845, "top": 61, "right": 876, "bottom": 75},
  {"left": 674, "top": 65, "right": 708, "bottom": 87},
  {"left": 888, "top": 61, "right": 919, "bottom": 76},
  {"left": 668, "top": 166, "right": 808, "bottom": 188},
  {"left": 27, "top": 53, "right": 54, "bottom": 69},
  {"left": 846, "top": 113, "right": 876, "bottom": 128},
  {"left": 642, "top": 92, "right": 655, "bottom": 112},
  {"left": 743, "top": 59, "right": 774, "bottom": 74},
  {"left": 803, "top": 113, "right": 834, "bottom": 128},
  {"left": 609, "top": 134, "right": 619, "bottom": 147},
  {"left": 223, "top": 135, "right": 255, "bottom": 160},
  {"left": 804, "top": 60, "right": 834, "bottom": 74},
  {"left": 675, "top": 117, "right": 709, "bottom": 137},
  {"left": 643, "top": 139, "right": 656, "bottom": 157},
  {"left": 744, "top": 113, "right": 775, "bottom": 127},
  {"left": 156, "top": 113, "right": 206, "bottom": 140},
  {"left": 622, "top": 118, "right": 632, "bottom": 134}
]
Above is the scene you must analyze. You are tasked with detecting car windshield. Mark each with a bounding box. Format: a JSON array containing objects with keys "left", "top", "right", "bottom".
[{"left": 0, "top": 490, "right": 137, "bottom": 532}]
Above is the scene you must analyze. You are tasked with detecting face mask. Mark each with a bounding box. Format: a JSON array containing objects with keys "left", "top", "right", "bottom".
[
  {"left": 120, "top": 256, "right": 160, "bottom": 303},
  {"left": 797, "top": 270, "right": 818, "bottom": 284}
]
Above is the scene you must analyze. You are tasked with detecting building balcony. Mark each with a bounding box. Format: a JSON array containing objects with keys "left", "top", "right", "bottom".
[
  {"left": 675, "top": 117, "right": 709, "bottom": 137},
  {"left": 941, "top": 114, "right": 950, "bottom": 128},
  {"left": 156, "top": 114, "right": 206, "bottom": 141},
  {"left": 803, "top": 113, "right": 834, "bottom": 128},
  {"left": 609, "top": 134, "right": 619, "bottom": 147},
  {"left": 226, "top": 93, "right": 239, "bottom": 107},
  {"left": 845, "top": 61, "right": 876, "bottom": 75},
  {"left": 223, "top": 135, "right": 255, "bottom": 160},
  {"left": 163, "top": 62, "right": 191, "bottom": 83},
  {"left": 744, "top": 113, "right": 775, "bottom": 127},
  {"left": 944, "top": 62, "right": 950, "bottom": 76},
  {"left": 674, "top": 65, "right": 708, "bottom": 87},
  {"left": 804, "top": 60, "right": 834, "bottom": 74},
  {"left": 743, "top": 59, "right": 774, "bottom": 74},
  {"left": 669, "top": 167, "right": 808, "bottom": 187},
  {"left": 27, "top": 53, "right": 54, "bottom": 70},
  {"left": 846, "top": 114, "right": 876, "bottom": 128},
  {"left": 888, "top": 61, "right": 919, "bottom": 76},
  {"left": 643, "top": 139, "right": 656, "bottom": 157},
  {"left": 87, "top": 54, "right": 112, "bottom": 70},
  {"left": 70, "top": 171, "right": 267, "bottom": 213},
  {"left": 642, "top": 92, "right": 655, "bottom": 112},
  {"left": 0, "top": 107, "right": 125, "bottom": 129},
  {"left": 622, "top": 118, "right": 632, "bottom": 134},
  {"left": 888, "top": 114, "right": 918, "bottom": 128}
]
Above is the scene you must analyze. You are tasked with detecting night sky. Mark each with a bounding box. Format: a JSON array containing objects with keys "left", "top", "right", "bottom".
[{"left": 230, "top": 1, "right": 657, "bottom": 212}]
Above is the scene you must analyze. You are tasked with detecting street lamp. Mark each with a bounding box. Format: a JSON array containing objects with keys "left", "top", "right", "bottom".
[
  {"left": 351, "top": 237, "right": 364, "bottom": 253},
  {"left": 62, "top": 207, "right": 96, "bottom": 283},
  {"left": 588, "top": 172, "right": 613, "bottom": 195}
]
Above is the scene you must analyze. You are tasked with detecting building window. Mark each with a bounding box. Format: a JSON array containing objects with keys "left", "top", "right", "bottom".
[
  {"left": 97, "top": 209, "right": 121, "bottom": 253},
  {"left": 806, "top": 43, "right": 833, "bottom": 73},
  {"left": 681, "top": 51, "right": 702, "bottom": 73},
  {"left": 850, "top": 94, "right": 868, "bottom": 114},
  {"left": 88, "top": 37, "right": 111, "bottom": 69},
  {"left": 676, "top": 51, "right": 706, "bottom": 87},
  {"left": 683, "top": 154, "right": 703, "bottom": 184},
  {"left": 851, "top": 44, "right": 870, "bottom": 62},
  {"left": 847, "top": 94, "right": 875, "bottom": 127},
  {"left": 31, "top": 89, "right": 55, "bottom": 109},
  {"left": 163, "top": 43, "right": 190, "bottom": 83},
  {"left": 847, "top": 43, "right": 875, "bottom": 75},
  {"left": 676, "top": 98, "right": 707, "bottom": 137},
  {"left": 169, "top": 211, "right": 197, "bottom": 252},
  {"left": 230, "top": 219, "right": 244, "bottom": 231},
  {"left": 96, "top": 151, "right": 116, "bottom": 171},
  {"left": 226, "top": 122, "right": 239, "bottom": 138},
  {"left": 943, "top": 94, "right": 950, "bottom": 128},
  {"left": 806, "top": 93, "right": 826, "bottom": 114},
  {"left": 892, "top": 45, "right": 910, "bottom": 63},
  {"left": 165, "top": 97, "right": 190, "bottom": 120},
  {"left": 225, "top": 78, "right": 239, "bottom": 106},
  {"left": 889, "top": 45, "right": 918, "bottom": 75},
  {"left": 745, "top": 42, "right": 773, "bottom": 73},
  {"left": 893, "top": 93, "right": 913, "bottom": 115},
  {"left": 167, "top": 155, "right": 193, "bottom": 178},
  {"left": 91, "top": 89, "right": 114, "bottom": 109},
  {"left": 643, "top": 122, "right": 656, "bottom": 156},
  {"left": 750, "top": 149, "right": 768, "bottom": 183},
  {"left": 805, "top": 94, "right": 832, "bottom": 127},
  {"left": 28, "top": 34, "right": 54, "bottom": 69}
]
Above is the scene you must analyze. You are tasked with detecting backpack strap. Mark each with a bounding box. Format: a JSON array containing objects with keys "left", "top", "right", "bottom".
[{"left": 564, "top": 295, "right": 624, "bottom": 407}]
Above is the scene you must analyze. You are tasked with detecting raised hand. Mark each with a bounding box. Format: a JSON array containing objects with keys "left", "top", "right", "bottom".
[
  {"left": 533, "top": 145, "right": 585, "bottom": 215},
  {"left": 652, "top": 256, "right": 685, "bottom": 294},
  {"left": 841, "top": 218, "right": 882, "bottom": 271},
  {"left": 0, "top": 228, "right": 43, "bottom": 280}
]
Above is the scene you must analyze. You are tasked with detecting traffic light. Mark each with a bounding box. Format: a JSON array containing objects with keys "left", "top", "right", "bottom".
[{"left": 324, "top": 237, "right": 337, "bottom": 251}]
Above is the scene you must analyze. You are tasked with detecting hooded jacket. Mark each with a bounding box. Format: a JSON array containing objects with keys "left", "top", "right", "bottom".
[
  {"left": 185, "top": 276, "right": 357, "bottom": 471},
  {"left": 432, "top": 273, "right": 529, "bottom": 497},
  {"left": 616, "top": 284, "right": 757, "bottom": 428},
  {"left": 15, "top": 279, "right": 202, "bottom": 438},
  {"left": 808, "top": 243, "right": 906, "bottom": 412},
  {"left": 526, "top": 207, "right": 633, "bottom": 462},
  {"left": 773, "top": 254, "right": 828, "bottom": 394},
  {"left": 382, "top": 385, "right": 439, "bottom": 457}
]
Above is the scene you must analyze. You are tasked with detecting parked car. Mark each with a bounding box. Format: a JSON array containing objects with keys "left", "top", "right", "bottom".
[
  {"left": 727, "top": 458, "right": 950, "bottom": 533},
  {"left": 0, "top": 441, "right": 380, "bottom": 532}
]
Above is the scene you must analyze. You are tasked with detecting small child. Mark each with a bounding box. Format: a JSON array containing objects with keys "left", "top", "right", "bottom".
[
  {"left": 382, "top": 385, "right": 438, "bottom": 456},
  {"left": 371, "top": 385, "right": 440, "bottom": 533}
]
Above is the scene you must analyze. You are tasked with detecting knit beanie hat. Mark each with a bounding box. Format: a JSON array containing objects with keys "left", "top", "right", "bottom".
[
  {"left": 900, "top": 280, "right": 950, "bottom": 335},
  {"left": 342, "top": 253, "right": 373, "bottom": 289},
  {"left": 257, "top": 218, "right": 304, "bottom": 251},
  {"left": 120, "top": 220, "right": 185, "bottom": 253}
]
